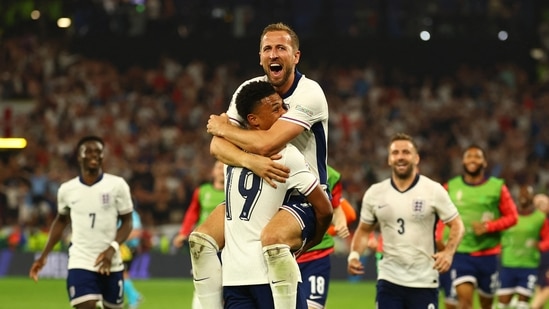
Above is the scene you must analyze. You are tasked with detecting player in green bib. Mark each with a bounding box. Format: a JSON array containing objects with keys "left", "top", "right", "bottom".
[
  {"left": 495, "top": 185, "right": 549, "bottom": 309},
  {"left": 441, "top": 145, "right": 518, "bottom": 309}
]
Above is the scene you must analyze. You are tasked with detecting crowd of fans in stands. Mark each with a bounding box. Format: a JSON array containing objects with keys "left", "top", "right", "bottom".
[{"left": 1, "top": 34, "right": 548, "bottom": 252}]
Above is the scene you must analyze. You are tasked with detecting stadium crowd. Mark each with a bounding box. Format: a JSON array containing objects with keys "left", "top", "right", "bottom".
[{"left": 1, "top": 34, "right": 549, "bottom": 252}]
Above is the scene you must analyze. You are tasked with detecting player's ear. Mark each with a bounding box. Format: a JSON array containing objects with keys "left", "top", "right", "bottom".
[
  {"left": 247, "top": 114, "right": 257, "bottom": 127},
  {"left": 293, "top": 50, "right": 301, "bottom": 64}
]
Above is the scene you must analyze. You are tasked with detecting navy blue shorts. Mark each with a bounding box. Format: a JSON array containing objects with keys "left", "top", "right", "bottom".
[
  {"left": 439, "top": 269, "right": 457, "bottom": 304},
  {"left": 498, "top": 266, "right": 537, "bottom": 296},
  {"left": 223, "top": 283, "right": 308, "bottom": 309},
  {"left": 67, "top": 269, "right": 124, "bottom": 308},
  {"left": 282, "top": 195, "right": 316, "bottom": 245},
  {"left": 298, "top": 254, "right": 331, "bottom": 308},
  {"left": 377, "top": 279, "right": 438, "bottom": 309},
  {"left": 451, "top": 253, "right": 498, "bottom": 296},
  {"left": 538, "top": 251, "right": 549, "bottom": 288}
]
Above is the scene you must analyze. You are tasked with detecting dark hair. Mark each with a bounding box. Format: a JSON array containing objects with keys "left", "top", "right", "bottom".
[
  {"left": 235, "top": 81, "right": 277, "bottom": 122},
  {"left": 389, "top": 133, "right": 419, "bottom": 151},
  {"left": 463, "top": 144, "right": 486, "bottom": 158},
  {"left": 76, "top": 135, "right": 104, "bottom": 152},
  {"left": 72, "top": 136, "right": 104, "bottom": 167},
  {"left": 260, "top": 22, "right": 300, "bottom": 51}
]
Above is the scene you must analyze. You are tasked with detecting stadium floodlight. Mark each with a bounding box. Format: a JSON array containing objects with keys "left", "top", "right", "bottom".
[
  {"left": 30, "top": 10, "right": 40, "bottom": 20},
  {"left": 0, "top": 138, "right": 27, "bottom": 149},
  {"left": 57, "top": 17, "right": 71, "bottom": 29},
  {"left": 419, "top": 31, "right": 431, "bottom": 41},
  {"left": 498, "top": 30, "right": 509, "bottom": 41}
]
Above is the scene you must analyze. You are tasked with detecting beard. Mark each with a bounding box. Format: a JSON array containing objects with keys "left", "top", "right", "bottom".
[
  {"left": 393, "top": 163, "right": 415, "bottom": 180},
  {"left": 463, "top": 164, "right": 484, "bottom": 178},
  {"left": 266, "top": 66, "right": 292, "bottom": 88}
]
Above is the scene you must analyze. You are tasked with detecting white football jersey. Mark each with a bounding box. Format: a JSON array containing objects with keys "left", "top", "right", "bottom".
[
  {"left": 226, "top": 73, "right": 329, "bottom": 186},
  {"left": 222, "top": 144, "right": 319, "bottom": 286},
  {"left": 58, "top": 173, "right": 133, "bottom": 272},
  {"left": 360, "top": 175, "right": 458, "bottom": 288}
]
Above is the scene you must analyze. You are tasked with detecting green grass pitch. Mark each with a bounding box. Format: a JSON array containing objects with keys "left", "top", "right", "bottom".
[
  {"left": 3, "top": 277, "right": 375, "bottom": 308},
  {"left": 2, "top": 277, "right": 546, "bottom": 308}
]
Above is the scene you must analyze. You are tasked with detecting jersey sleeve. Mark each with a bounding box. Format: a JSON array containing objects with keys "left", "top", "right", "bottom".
[
  {"left": 281, "top": 145, "right": 319, "bottom": 196},
  {"left": 179, "top": 188, "right": 201, "bottom": 236},
  {"left": 360, "top": 186, "right": 377, "bottom": 225},
  {"left": 486, "top": 185, "right": 518, "bottom": 232},
  {"left": 57, "top": 183, "right": 70, "bottom": 215},
  {"left": 116, "top": 178, "right": 134, "bottom": 215},
  {"left": 331, "top": 180, "right": 343, "bottom": 208},
  {"left": 539, "top": 218, "right": 549, "bottom": 252},
  {"left": 433, "top": 182, "right": 459, "bottom": 223},
  {"left": 279, "top": 80, "right": 328, "bottom": 130}
]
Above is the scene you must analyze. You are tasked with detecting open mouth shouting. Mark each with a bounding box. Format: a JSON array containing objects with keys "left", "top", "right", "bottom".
[{"left": 269, "top": 63, "right": 283, "bottom": 79}]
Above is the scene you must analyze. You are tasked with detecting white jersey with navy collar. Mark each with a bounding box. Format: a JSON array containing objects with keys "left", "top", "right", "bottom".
[
  {"left": 360, "top": 174, "right": 459, "bottom": 288},
  {"left": 226, "top": 73, "right": 329, "bottom": 187},
  {"left": 57, "top": 173, "right": 133, "bottom": 272}
]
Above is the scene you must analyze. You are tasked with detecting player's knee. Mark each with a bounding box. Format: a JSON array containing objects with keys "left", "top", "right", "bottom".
[
  {"left": 260, "top": 229, "right": 301, "bottom": 251},
  {"left": 260, "top": 229, "right": 281, "bottom": 247},
  {"left": 516, "top": 301, "right": 529, "bottom": 309},
  {"left": 263, "top": 244, "right": 291, "bottom": 258},
  {"left": 189, "top": 232, "right": 219, "bottom": 256}
]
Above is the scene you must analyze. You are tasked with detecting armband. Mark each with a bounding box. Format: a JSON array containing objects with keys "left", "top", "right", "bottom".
[
  {"left": 347, "top": 251, "right": 360, "bottom": 262},
  {"left": 110, "top": 241, "right": 120, "bottom": 252}
]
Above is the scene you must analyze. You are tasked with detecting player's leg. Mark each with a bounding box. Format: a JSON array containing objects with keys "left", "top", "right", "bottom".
[
  {"left": 531, "top": 253, "right": 549, "bottom": 309},
  {"left": 375, "top": 279, "right": 406, "bottom": 308},
  {"left": 223, "top": 285, "right": 269, "bottom": 309},
  {"left": 476, "top": 255, "right": 498, "bottom": 309},
  {"left": 191, "top": 292, "right": 202, "bottom": 309},
  {"left": 495, "top": 267, "right": 514, "bottom": 308},
  {"left": 531, "top": 286, "right": 549, "bottom": 309},
  {"left": 261, "top": 201, "right": 315, "bottom": 309},
  {"left": 101, "top": 270, "right": 125, "bottom": 309},
  {"left": 454, "top": 282, "right": 476, "bottom": 308},
  {"left": 439, "top": 269, "right": 458, "bottom": 309},
  {"left": 189, "top": 204, "right": 225, "bottom": 309},
  {"left": 121, "top": 245, "right": 142, "bottom": 309},
  {"left": 298, "top": 255, "right": 331, "bottom": 309},
  {"left": 261, "top": 209, "right": 303, "bottom": 309},
  {"left": 513, "top": 267, "right": 537, "bottom": 309},
  {"left": 67, "top": 269, "right": 108, "bottom": 309},
  {"left": 403, "top": 284, "right": 438, "bottom": 309},
  {"left": 453, "top": 253, "right": 483, "bottom": 309}
]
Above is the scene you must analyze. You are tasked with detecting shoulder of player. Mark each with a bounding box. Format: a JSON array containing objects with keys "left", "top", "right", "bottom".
[
  {"left": 294, "top": 77, "right": 326, "bottom": 97},
  {"left": 58, "top": 176, "right": 81, "bottom": 190},
  {"left": 278, "top": 144, "right": 305, "bottom": 165},
  {"left": 416, "top": 174, "right": 443, "bottom": 186},
  {"left": 366, "top": 178, "right": 392, "bottom": 193},
  {"left": 298, "top": 74, "right": 323, "bottom": 88},
  {"left": 101, "top": 173, "right": 127, "bottom": 182}
]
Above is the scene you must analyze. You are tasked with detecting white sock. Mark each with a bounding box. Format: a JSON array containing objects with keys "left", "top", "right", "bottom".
[
  {"left": 189, "top": 232, "right": 222, "bottom": 309},
  {"left": 516, "top": 301, "right": 530, "bottom": 309},
  {"left": 263, "top": 244, "right": 300, "bottom": 309},
  {"left": 191, "top": 291, "right": 202, "bottom": 309}
]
